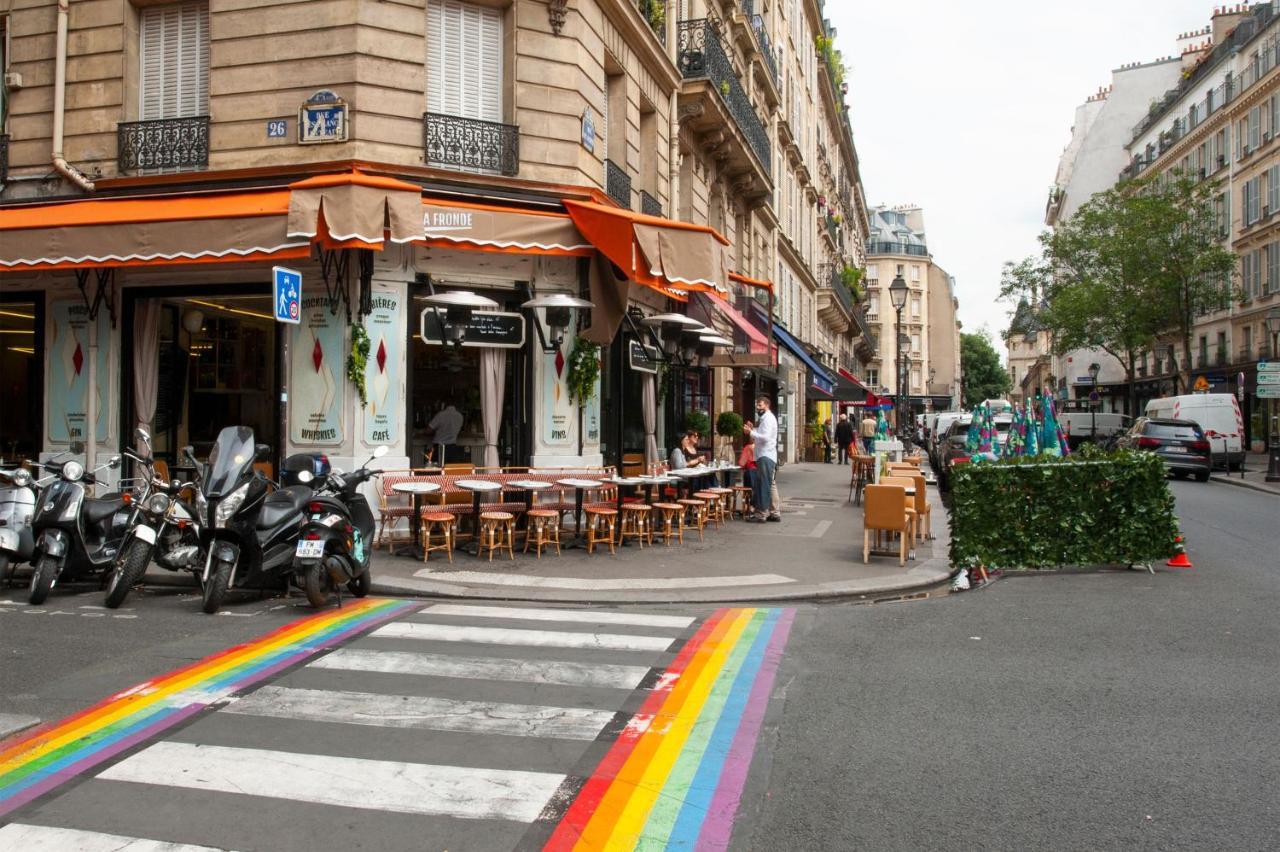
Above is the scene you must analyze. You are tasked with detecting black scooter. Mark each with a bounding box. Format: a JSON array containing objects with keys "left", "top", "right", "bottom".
[
  {"left": 28, "top": 445, "right": 128, "bottom": 604},
  {"left": 291, "top": 445, "right": 387, "bottom": 608},
  {"left": 194, "top": 426, "right": 315, "bottom": 614}
]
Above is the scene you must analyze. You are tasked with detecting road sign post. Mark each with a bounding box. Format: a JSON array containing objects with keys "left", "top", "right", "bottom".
[{"left": 273, "top": 267, "right": 302, "bottom": 473}]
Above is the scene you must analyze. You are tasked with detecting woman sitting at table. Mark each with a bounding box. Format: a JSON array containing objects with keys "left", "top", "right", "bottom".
[{"left": 669, "top": 431, "right": 706, "bottom": 470}]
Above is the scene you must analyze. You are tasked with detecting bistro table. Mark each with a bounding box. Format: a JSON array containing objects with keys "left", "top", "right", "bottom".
[
  {"left": 391, "top": 480, "right": 442, "bottom": 552},
  {"left": 636, "top": 475, "right": 675, "bottom": 504},
  {"left": 455, "top": 479, "right": 503, "bottom": 555},
  {"left": 557, "top": 478, "right": 604, "bottom": 546},
  {"left": 508, "top": 479, "right": 553, "bottom": 533}
]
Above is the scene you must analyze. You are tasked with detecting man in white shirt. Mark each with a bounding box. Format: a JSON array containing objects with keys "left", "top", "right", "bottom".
[
  {"left": 744, "top": 395, "right": 779, "bottom": 522},
  {"left": 428, "top": 403, "right": 464, "bottom": 464}
]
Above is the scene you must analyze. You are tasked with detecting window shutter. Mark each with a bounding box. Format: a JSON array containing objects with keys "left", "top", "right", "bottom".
[
  {"left": 140, "top": 3, "right": 208, "bottom": 121},
  {"left": 427, "top": 1, "right": 502, "bottom": 123}
]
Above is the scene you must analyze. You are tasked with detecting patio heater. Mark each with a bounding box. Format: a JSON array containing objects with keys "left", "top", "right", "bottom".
[
  {"left": 421, "top": 289, "right": 499, "bottom": 345},
  {"left": 521, "top": 292, "right": 595, "bottom": 353}
]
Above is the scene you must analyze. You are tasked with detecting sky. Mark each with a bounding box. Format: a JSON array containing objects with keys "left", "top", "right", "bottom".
[{"left": 829, "top": 0, "right": 1214, "bottom": 347}]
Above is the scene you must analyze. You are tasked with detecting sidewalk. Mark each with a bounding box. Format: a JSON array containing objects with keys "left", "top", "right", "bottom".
[
  {"left": 1210, "top": 451, "right": 1280, "bottom": 496},
  {"left": 369, "top": 461, "right": 955, "bottom": 604}
]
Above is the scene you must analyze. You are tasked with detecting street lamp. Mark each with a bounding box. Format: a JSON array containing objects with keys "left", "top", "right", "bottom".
[
  {"left": 1088, "top": 361, "right": 1101, "bottom": 441},
  {"left": 1266, "top": 307, "right": 1280, "bottom": 482},
  {"left": 889, "top": 274, "right": 907, "bottom": 438}
]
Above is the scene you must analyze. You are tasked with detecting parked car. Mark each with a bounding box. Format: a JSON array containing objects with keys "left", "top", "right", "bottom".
[
  {"left": 1144, "top": 394, "right": 1243, "bottom": 470},
  {"left": 1116, "top": 417, "right": 1212, "bottom": 481},
  {"left": 1057, "top": 411, "right": 1130, "bottom": 449},
  {"left": 928, "top": 411, "right": 967, "bottom": 470},
  {"left": 937, "top": 413, "right": 1013, "bottom": 491}
]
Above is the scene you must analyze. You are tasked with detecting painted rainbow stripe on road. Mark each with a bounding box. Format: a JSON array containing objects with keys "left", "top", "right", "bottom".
[
  {"left": 546, "top": 606, "right": 796, "bottom": 851},
  {"left": 0, "top": 597, "right": 417, "bottom": 819}
]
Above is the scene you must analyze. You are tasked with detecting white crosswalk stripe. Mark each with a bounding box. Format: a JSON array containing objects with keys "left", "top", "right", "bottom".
[
  {"left": 420, "top": 603, "right": 695, "bottom": 629},
  {"left": 223, "top": 684, "right": 616, "bottom": 740},
  {"left": 99, "top": 742, "right": 565, "bottom": 823},
  {"left": 371, "top": 620, "right": 676, "bottom": 651},
  {"left": 311, "top": 647, "right": 651, "bottom": 689},
  {"left": 0, "top": 823, "right": 225, "bottom": 851}
]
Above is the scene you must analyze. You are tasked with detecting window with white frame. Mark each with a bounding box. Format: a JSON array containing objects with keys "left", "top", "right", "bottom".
[
  {"left": 426, "top": 0, "right": 503, "bottom": 124},
  {"left": 1244, "top": 176, "right": 1262, "bottom": 226},
  {"left": 1270, "top": 242, "right": 1280, "bottom": 294},
  {"left": 1268, "top": 164, "right": 1280, "bottom": 216},
  {"left": 910, "top": 264, "right": 921, "bottom": 282},
  {"left": 1249, "top": 106, "right": 1262, "bottom": 151},
  {"left": 866, "top": 264, "right": 878, "bottom": 281},
  {"left": 910, "top": 367, "right": 921, "bottom": 390},
  {"left": 910, "top": 332, "right": 920, "bottom": 353},
  {"left": 910, "top": 295, "right": 921, "bottom": 317},
  {"left": 868, "top": 292, "right": 879, "bottom": 318},
  {"left": 866, "top": 368, "right": 879, "bottom": 388},
  {"left": 139, "top": 3, "right": 209, "bottom": 121}
]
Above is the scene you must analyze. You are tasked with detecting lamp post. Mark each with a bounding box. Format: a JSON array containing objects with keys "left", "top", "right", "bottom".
[
  {"left": 889, "top": 274, "right": 907, "bottom": 438},
  {"left": 1088, "top": 361, "right": 1101, "bottom": 442},
  {"left": 1266, "top": 307, "right": 1280, "bottom": 482}
]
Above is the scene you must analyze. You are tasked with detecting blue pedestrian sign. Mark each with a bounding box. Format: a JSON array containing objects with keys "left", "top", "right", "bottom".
[{"left": 273, "top": 266, "right": 302, "bottom": 324}]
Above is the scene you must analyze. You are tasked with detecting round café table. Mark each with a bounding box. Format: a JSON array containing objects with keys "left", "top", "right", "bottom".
[
  {"left": 557, "top": 478, "right": 604, "bottom": 546},
  {"left": 455, "top": 479, "right": 502, "bottom": 555},
  {"left": 391, "top": 480, "right": 441, "bottom": 553},
  {"left": 637, "top": 474, "right": 676, "bottom": 505}
]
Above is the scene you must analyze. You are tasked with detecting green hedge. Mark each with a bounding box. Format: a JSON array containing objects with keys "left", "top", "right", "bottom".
[{"left": 948, "top": 449, "right": 1179, "bottom": 570}]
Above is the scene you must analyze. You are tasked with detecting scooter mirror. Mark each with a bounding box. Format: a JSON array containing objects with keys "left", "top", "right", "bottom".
[
  {"left": 255, "top": 444, "right": 271, "bottom": 461},
  {"left": 108, "top": 455, "right": 122, "bottom": 469},
  {"left": 134, "top": 427, "right": 151, "bottom": 445},
  {"left": 295, "top": 470, "right": 314, "bottom": 484},
  {"left": 372, "top": 445, "right": 389, "bottom": 459},
  {"left": 70, "top": 441, "right": 85, "bottom": 455}
]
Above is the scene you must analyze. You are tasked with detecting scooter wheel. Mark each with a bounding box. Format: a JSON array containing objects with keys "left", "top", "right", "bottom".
[
  {"left": 347, "top": 569, "right": 372, "bottom": 598},
  {"left": 303, "top": 562, "right": 332, "bottom": 609},
  {"left": 201, "top": 560, "right": 232, "bottom": 614},
  {"left": 28, "top": 556, "right": 56, "bottom": 605}
]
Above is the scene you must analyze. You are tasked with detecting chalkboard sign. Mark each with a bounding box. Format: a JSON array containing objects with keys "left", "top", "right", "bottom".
[
  {"left": 628, "top": 340, "right": 660, "bottom": 374},
  {"left": 419, "top": 310, "right": 526, "bottom": 349}
]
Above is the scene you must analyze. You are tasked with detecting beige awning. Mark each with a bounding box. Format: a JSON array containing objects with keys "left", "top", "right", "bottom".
[
  {"left": 420, "top": 198, "right": 593, "bottom": 256},
  {"left": 287, "top": 170, "right": 424, "bottom": 247}
]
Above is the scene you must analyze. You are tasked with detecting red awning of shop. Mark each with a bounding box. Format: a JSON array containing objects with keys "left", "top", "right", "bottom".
[
  {"left": 837, "top": 367, "right": 869, "bottom": 390},
  {"left": 562, "top": 199, "right": 730, "bottom": 297},
  {"left": 418, "top": 197, "right": 593, "bottom": 257},
  {"left": 0, "top": 187, "right": 310, "bottom": 271},
  {"left": 693, "top": 291, "right": 771, "bottom": 355}
]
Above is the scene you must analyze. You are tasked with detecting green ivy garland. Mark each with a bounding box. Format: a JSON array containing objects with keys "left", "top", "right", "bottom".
[
  {"left": 566, "top": 338, "right": 600, "bottom": 406},
  {"left": 347, "top": 323, "right": 371, "bottom": 408}
]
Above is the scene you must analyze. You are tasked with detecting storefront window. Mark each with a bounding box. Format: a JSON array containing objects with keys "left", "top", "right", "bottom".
[{"left": 0, "top": 299, "right": 40, "bottom": 461}]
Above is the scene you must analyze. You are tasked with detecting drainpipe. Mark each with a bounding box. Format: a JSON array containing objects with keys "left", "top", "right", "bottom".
[{"left": 53, "top": 0, "right": 95, "bottom": 192}]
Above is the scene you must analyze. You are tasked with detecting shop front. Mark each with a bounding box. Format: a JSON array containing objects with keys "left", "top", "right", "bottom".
[{"left": 0, "top": 292, "right": 43, "bottom": 462}]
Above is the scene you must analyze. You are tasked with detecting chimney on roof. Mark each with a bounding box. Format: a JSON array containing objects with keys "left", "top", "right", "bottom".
[{"left": 1212, "top": 3, "right": 1251, "bottom": 46}]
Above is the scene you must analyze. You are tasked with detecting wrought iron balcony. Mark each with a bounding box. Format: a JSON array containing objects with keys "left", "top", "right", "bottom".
[
  {"left": 640, "top": 190, "right": 663, "bottom": 217},
  {"left": 751, "top": 16, "right": 779, "bottom": 88},
  {"left": 1214, "top": 347, "right": 1227, "bottom": 366},
  {"left": 117, "top": 116, "right": 209, "bottom": 173},
  {"left": 825, "top": 268, "right": 855, "bottom": 316},
  {"left": 634, "top": 0, "right": 667, "bottom": 45},
  {"left": 605, "top": 159, "right": 632, "bottom": 209},
  {"left": 825, "top": 215, "right": 840, "bottom": 246},
  {"left": 0, "top": 135, "right": 8, "bottom": 184},
  {"left": 741, "top": 0, "right": 754, "bottom": 15},
  {"left": 677, "top": 19, "right": 771, "bottom": 170},
  {"left": 423, "top": 112, "right": 519, "bottom": 176}
]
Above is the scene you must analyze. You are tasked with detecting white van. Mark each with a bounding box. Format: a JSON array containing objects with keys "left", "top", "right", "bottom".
[{"left": 1144, "top": 394, "right": 1244, "bottom": 469}]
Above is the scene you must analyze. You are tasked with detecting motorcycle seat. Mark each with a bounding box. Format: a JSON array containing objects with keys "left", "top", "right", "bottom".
[
  {"left": 84, "top": 496, "right": 126, "bottom": 524},
  {"left": 256, "top": 485, "right": 310, "bottom": 530}
]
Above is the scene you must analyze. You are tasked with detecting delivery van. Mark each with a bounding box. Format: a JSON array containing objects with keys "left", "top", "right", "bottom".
[{"left": 1143, "top": 394, "right": 1244, "bottom": 469}]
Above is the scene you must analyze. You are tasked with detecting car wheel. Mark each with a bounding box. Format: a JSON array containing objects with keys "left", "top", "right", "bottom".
[
  {"left": 1194, "top": 471, "right": 1209, "bottom": 482},
  {"left": 1172, "top": 471, "right": 1187, "bottom": 479}
]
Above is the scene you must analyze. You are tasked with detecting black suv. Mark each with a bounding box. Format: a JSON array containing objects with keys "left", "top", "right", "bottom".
[{"left": 1116, "top": 417, "right": 1212, "bottom": 481}]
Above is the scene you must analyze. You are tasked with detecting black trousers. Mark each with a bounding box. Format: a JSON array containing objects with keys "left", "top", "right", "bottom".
[{"left": 838, "top": 444, "right": 850, "bottom": 464}]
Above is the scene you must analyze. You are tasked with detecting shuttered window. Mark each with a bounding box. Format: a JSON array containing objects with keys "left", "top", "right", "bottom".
[
  {"left": 426, "top": 0, "right": 503, "bottom": 123},
  {"left": 140, "top": 3, "right": 209, "bottom": 121}
]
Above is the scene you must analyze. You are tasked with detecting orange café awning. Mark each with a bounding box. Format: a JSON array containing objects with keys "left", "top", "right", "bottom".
[
  {"left": 0, "top": 188, "right": 309, "bottom": 271},
  {"left": 419, "top": 197, "right": 593, "bottom": 256},
  {"left": 562, "top": 199, "right": 730, "bottom": 295},
  {"left": 729, "top": 271, "right": 774, "bottom": 292}
]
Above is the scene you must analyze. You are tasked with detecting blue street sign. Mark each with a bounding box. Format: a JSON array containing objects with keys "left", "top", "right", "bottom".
[{"left": 273, "top": 266, "right": 302, "bottom": 324}]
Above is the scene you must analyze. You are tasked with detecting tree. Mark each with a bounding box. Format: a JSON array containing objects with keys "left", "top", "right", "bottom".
[{"left": 960, "top": 331, "right": 1011, "bottom": 408}]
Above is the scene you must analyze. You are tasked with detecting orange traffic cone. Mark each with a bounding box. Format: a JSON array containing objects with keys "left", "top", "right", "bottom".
[{"left": 1166, "top": 534, "right": 1193, "bottom": 569}]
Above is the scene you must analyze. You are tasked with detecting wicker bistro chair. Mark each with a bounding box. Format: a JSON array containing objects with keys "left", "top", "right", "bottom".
[
  {"left": 477, "top": 511, "right": 516, "bottom": 561},
  {"left": 677, "top": 498, "right": 709, "bottom": 540},
  {"left": 862, "top": 484, "right": 911, "bottom": 566},
  {"left": 376, "top": 471, "right": 420, "bottom": 553},
  {"left": 523, "top": 509, "right": 562, "bottom": 557},
  {"left": 584, "top": 507, "right": 618, "bottom": 555},
  {"left": 617, "top": 503, "right": 653, "bottom": 547},
  {"left": 651, "top": 502, "right": 686, "bottom": 545},
  {"left": 421, "top": 511, "right": 457, "bottom": 563}
]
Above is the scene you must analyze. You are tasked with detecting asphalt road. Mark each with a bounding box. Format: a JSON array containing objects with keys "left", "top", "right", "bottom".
[{"left": 736, "top": 478, "right": 1280, "bottom": 851}]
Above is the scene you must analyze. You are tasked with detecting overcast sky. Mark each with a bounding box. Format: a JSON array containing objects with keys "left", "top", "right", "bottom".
[{"left": 829, "top": 0, "right": 1213, "bottom": 348}]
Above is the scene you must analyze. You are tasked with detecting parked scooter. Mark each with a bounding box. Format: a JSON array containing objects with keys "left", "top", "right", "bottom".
[
  {"left": 103, "top": 429, "right": 204, "bottom": 609},
  {"left": 193, "top": 426, "right": 314, "bottom": 614},
  {"left": 292, "top": 445, "right": 387, "bottom": 608},
  {"left": 0, "top": 452, "right": 69, "bottom": 584},
  {"left": 28, "top": 446, "right": 128, "bottom": 604}
]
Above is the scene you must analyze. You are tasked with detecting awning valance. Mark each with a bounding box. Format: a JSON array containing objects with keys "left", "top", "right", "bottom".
[
  {"left": 562, "top": 199, "right": 730, "bottom": 296},
  {"left": 831, "top": 369, "right": 868, "bottom": 403},
  {"left": 419, "top": 197, "right": 593, "bottom": 256},
  {"left": 691, "top": 292, "right": 770, "bottom": 355},
  {"left": 0, "top": 188, "right": 308, "bottom": 271},
  {"left": 287, "top": 170, "right": 424, "bottom": 248},
  {"left": 774, "top": 324, "right": 836, "bottom": 397}
]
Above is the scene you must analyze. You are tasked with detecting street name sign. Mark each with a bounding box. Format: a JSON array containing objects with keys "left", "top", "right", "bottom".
[
  {"left": 1257, "top": 386, "right": 1280, "bottom": 398},
  {"left": 273, "top": 267, "right": 302, "bottom": 324}
]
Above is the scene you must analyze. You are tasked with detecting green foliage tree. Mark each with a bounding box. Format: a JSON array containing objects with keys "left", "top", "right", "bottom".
[{"left": 960, "top": 331, "right": 1011, "bottom": 407}]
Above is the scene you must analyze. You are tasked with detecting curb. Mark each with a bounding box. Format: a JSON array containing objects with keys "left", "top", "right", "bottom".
[{"left": 1209, "top": 474, "right": 1280, "bottom": 496}]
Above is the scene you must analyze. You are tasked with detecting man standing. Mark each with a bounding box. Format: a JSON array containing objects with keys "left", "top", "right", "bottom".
[
  {"left": 745, "top": 395, "right": 779, "bottom": 522},
  {"left": 822, "top": 418, "right": 834, "bottom": 463},
  {"left": 860, "top": 410, "right": 877, "bottom": 454},
  {"left": 835, "top": 414, "right": 855, "bottom": 464},
  {"left": 427, "top": 403, "right": 464, "bottom": 464}
]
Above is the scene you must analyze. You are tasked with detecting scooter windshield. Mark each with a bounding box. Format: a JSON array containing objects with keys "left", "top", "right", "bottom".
[{"left": 205, "top": 426, "right": 255, "bottom": 498}]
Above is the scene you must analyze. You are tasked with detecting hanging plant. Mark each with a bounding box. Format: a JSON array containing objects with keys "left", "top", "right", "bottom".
[
  {"left": 566, "top": 338, "right": 601, "bottom": 405},
  {"left": 719, "top": 79, "right": 731, "bottom": 97},
  {"left": 347, "top": 322, "right": 371, "bottom": 408}
]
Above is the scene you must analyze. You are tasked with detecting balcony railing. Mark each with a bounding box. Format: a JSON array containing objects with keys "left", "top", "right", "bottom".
[
  {"left": 824, "top": 268, "right": 854, "bottom": 317},
  {"left": 117, "top": 116, "right": 209, "bottom": 173},
  {"left": 423, "top": 112, "right": 519, "bottom": 176},
  {"left": 866, "top": 240, "right": 929, "bottom": 257},
  {"left": 677, "top": 19, "right": 771, "bottom": 170},
  {"left": 605, "top": 159, "right": 632, "bottom": 208},
  {"left": 752, "top": 15, "right": 779, "bottom": 88},
  {"left": 0, "top": 135, "right": 8, "bottom": 184},
  {"left": 634, "top": 0, "right": 667, "bottom": 45},
  {"left": 640, "top": 190, "right": 663, "bottom": 217},
  {"left": 825, "top": 215, "right": 839, "bottom": 246},
  {"left": 741, "top": 0, "right": 754, "bottom": 15}
]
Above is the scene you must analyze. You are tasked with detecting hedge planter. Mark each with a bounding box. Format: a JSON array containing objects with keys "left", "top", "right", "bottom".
[{"left": 948, "top": 450, "right": 1179, "bottom": 570}]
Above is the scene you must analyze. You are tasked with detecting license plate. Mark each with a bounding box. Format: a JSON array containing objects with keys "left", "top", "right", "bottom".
[
  {"left": 295, "top": 540, "right": 324, "bottom": 559},
  {"left": 1165, "top": 446, "right": 1187, "bottom": 453}
]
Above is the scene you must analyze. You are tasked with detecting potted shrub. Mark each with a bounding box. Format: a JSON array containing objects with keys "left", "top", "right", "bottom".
[
  {"left": 716, "top": 410, "right": 744, "bottom": 462},
  {"left": 684, "top": 409, "right": 711, "bottom": 443}
]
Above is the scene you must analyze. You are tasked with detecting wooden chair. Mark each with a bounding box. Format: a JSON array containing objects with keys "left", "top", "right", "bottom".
[
  {"left": 617, "top": 503, "right": 652, "bottom": 547},
  {"left": 651, "top": 503, "right": 685, "bottom": 545},
  {"left": 584, "top": 507, "right": 617, "bottom": 555},
  {"left": 523, "top": 509, "right": 562, "bottom": 557},
  {"left": 375, "top": 472, "right": 417, "bottom": 552},
  {"left": 677, "top": 498, "right": 708, "bottom": 540},
  {"left": 694, "top": 491, "right": 725, "bottom": 528},
  {"left": 421, "top": 511, "right": 456, "bottom": 563},
  {"left": 863, "top": 485, "right": 911, "bottom": 566},
  {"left": 730, "top": 485, "right": 754, "bottom": 519},
  {"left": 909, "top": 473, "right": 932, "bottom": 541}
]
